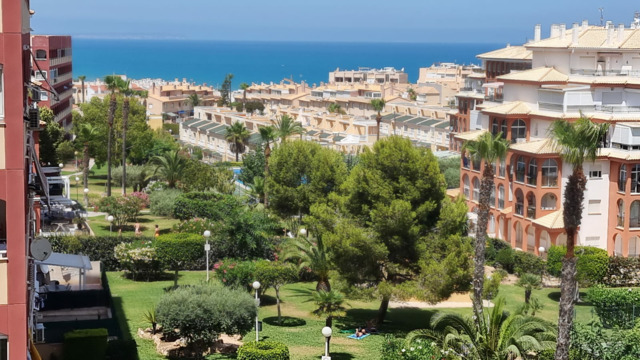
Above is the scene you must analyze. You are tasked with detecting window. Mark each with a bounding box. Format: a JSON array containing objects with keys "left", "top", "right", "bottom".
[
  {"left": 588, "top": 199, "right": 601, "bottom": 214},
  {"left": 618, "top": 199, "right": 625, "bottom": 227},
  {"left": 515, "top": 222, "right": 524, "bottom": 249},
  {"left": 541, "top": 193, "right": 557, "bottom": 210},
  {"left": 619, "top": 164, "right": 627, "bottom": 192},
  {"left": 34, "top": 70, "right": 46, "bottom": 81},
  {"left": 589, "top": 165, "right": 602, "bottom": 179},
  {"left": 463, "top": 175, "right": 470, "bottom": 198},
  {"left": 515, "top": 189, "right": 524, "bottom": 216},
  {"left": 542, "top": 159, "right": 558, "bottom": 187},
  {"left": 511, "top": 119, "right": 526, "bottom": 143},
  {"left": 631, "top": 200, "right": 640, "bottom": 228},
  {"left": 526, "top": 192, "right": 536, "bottom": 218},
  {"left": 630, "top": 237, "right": 640, "bottom": 258},
  {"left": 498, "top": 159, "right": 506, "bottom": 178},
  {"left": 36, "top": 49, "right": 47, "bottom": 59},
  {"left": 516, "top": 156, "right": 526, "bottom": 183},
  {"left": 528, "top": 159, "right": 537, "bottom": 185},
  {"left": 472, "top": 177, "right": 480, "bottom": 201},
  {"left": 491, "top": 119, "right": 499, "bottom": 135},
  {"left": 632, "top": 165, "right": 640, "bottom": 193},
  {"left": 500, "top": 120, "right": 507, "bottom": 139},
  {"left": 498, "top": 185, "right": 505, "bottom": 209},
  {"left": 490, "top": 186, "right": 496, "bottom": 208},
  {"left": 0, "top": 334, "right": 5, "bottom": 360}
]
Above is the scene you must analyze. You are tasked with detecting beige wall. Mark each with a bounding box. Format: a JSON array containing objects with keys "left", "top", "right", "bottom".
[{"left": 0, "top": 261, "right": 7, "bottom": 304}]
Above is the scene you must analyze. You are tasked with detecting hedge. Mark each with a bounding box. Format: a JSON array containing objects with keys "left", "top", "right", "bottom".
[
  {"left": 547, "top": 245, "right": 609, "bottom": 285},
  {"left": 587, "top": 285, "right": 640, "bottom": 329},
  {"left": 50, "top": 236, "right": 154, "bottom": 271},
  {"left": 172, "top": 192, "right": 241, "bottom": 220},
  {"left": 237, "top": 340, "right": 290, "bottom": 360},
  {"left": 63, "top": 328, "right": 109, "bottom": 360}
]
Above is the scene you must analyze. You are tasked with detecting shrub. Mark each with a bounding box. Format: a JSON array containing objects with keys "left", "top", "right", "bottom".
[
  {"left": 587, "top": 285, "right": 640, "bottom": 329},
  {"left": 63, "top": 328, "right": 108, "bottom": 360},
  {"left": 513, "top": 251, "right": 545, "bottom": 276},
  {"left": 173, "top": 217, "right": 218, "bottom": 235},
  {"left": 605, "top": 256, "right": 640, "bottom": 287},
  {"left": 245, "top": 101, "right": 265, "bottom": 114},
  {"left": 210, "top": 208, "right": 279, "bottom": 260},
  {"left": 111, "top": 165, "right": 152, "bottom": 190},
  {"left": 163, "top": 123, "right": 179, "bottom": 135},
  {"left": 237, "top": 340, "right": 290, "bottom": 360},
  {"left": 486, "top": 238, "right": 512, "bottom": 264},
  {"left": 50, "top": 236, "right": 152, "bottom": 271},
  {"left": 149, "top": 188, "right": 182, "bottom": 217},
  {"left": 155, "top": 233, "right": 205, "bottom": 286},
  {"left": 97, "top": 195, "right": 144, "bottom": 228},
  {"left": 172, "top": 192, "right": 241, "bottom": 220},
  {"left": 214, "top": 259, "right": 259, "bottom": 292},
  {"left": 494, "top": 248, "right": 515, "bottom": 273},
  {"left": 129, "top": 191, "right": 149, "bottom": 208},
  {"left": 155, "top": 285, "right": 256, "bottom": 345},
  {"left": 380, "top": 335, "right": 438, "bottom": 360},
  {"left": 547, "top": 245, "right": 609, "bottom": 285},
  {"left": 114, "top": 243, "right": 164, "bottom": 281}
]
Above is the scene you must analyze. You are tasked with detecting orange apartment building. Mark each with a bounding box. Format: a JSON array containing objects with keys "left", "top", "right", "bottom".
[{"left": 453, "top": 17, "right": 640, "bottom": 257}]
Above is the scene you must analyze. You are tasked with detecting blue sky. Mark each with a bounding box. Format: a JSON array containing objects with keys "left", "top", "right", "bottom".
[{"left": 32, "top": 0, "right": 637, "bottom": 43}]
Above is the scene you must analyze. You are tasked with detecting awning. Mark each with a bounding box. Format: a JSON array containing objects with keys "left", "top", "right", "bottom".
[
  {"left": 482, "top": 82, "right": 504, "bottom": 88},
  {"left": 36, "top": 253, "right": 92, "bottom": 270}
]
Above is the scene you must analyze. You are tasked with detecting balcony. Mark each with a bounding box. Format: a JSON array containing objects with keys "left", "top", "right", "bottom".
[
  {"left": 570, "top": 68, "right": 640, "bottom": 77},
  {"left": 54, "top": 107, "right": 72, "bottom": 123},
  {"left": 595, "top": 104, "right": 640, "bottom": 113},
  {"left": 53, "top": 72, "right": 72, "bottom": 85},
  {"left": 50, "top": 55, "right": 72, "bottom": 67},
  {"left": 527, "top": 206, "right": 536, "bottom": 219},
  {"left": 50, "top": 89, "right": 73, "bottom": 106}
]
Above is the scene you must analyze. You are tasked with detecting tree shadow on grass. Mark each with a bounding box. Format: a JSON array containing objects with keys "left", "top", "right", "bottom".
[
  {"left": 342, "top": 307, "right": 436, "bottom": 336},
  {"left": 287, "top": 287, "right": 314, "bottom": 299},
  {"left": 547, "top": 291, "right": 591, "bottom": 306},
  {"left": 330, "top": 353, "right": 355, "bottom": 360},
  {"left": 263, "top": 316, "right": 306, "bottom": 327},
  {"left": 259, "top": 294, "right": 278, "bottom": 306}
]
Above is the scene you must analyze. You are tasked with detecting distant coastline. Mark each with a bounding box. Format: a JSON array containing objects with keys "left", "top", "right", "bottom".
[{"left": 72, "top": 39, "right": 503, "bottom": 88}]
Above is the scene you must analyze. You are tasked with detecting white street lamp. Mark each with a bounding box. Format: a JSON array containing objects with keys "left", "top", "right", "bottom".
[
  {"left": 538, "top": 246, "right": 546, "bottom": 254},
  {"left": 253, "top": 281, "right": 261, "bottom": 342},
  {"left": 107, "top": 215, "right": 114, "bottom": 236},
  {"left": 538, "top": 246, "right": 547, "bottom": 283},
  {"left": 58, "top": 163, "right": 64, "bottom": 169},
  {"left": 204, "top": 230, "right": 211, "bottom": 281},
  {"left": 83, "top": 188, "right": 89, "bottom": 208},
  {"left": 75, "top": 176, "right": 80, "bottom": 200},
  {"left": 322, "top": 326, "right": 333, "bottom": 359}
]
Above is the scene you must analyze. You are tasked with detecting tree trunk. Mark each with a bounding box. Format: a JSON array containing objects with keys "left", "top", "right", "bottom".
[
  {"left": 316, "top": 278, "right": 331, "bottom": 292},
  {"left": 376, "top": 112, "right": 381, "bottom": 141},
  {"left": 525, "top": 288, "right": 532, "bottom": 304},
  {"left": 174, "top": 269, "right": 179, "bottom": 288},
  {"left": 83, "top": 143, "right": 90, "bottom": 207},
  {"left": 276, "top": 286, "right": 282, "bottom": 325},
  {"left": 473, "top": 163, "right": 494, "bottom": 324},
  {"left": 122, "top": 97, "right": 129, "bottom": 196},
  {"left": 235, "top": 145, "right": 239, "bottom": 162},
  {"left": 264, "top": 144, "right": 270, "bottom": 207},
  {"left": 106, "top": 94, "right": 116, "bottom": 197},
  {"left": 376, "top": 296, "right": 390, "bottom": 327}
]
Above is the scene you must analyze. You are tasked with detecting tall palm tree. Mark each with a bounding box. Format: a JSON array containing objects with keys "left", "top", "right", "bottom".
[
  {"left": 78, "top": 75, "right": 86, "bottom": 104},
  {"left": 370, "top": 99, "right": 386, "bottom": 141},
  {"left": 549, "top": 117, "right": 609, "bottom": 360},
  {"left": 77, "top": 123, "right": 97, "bottom": 207},
  {"left": 259, "top": 125, "right": 278, "bottom": 207},
  {"left": 516, "top": 273, "right": 542, "bottom": 304},
  {"left": 225, "top": 121, "right": 250, "bottom": 162},
  {"left": 104, "top": 75, "right": 122, "bottom": 197},
  {"left": 282, "top": 235, "right": 331, "bottom": 292},
  {"left": 461, "top": 132, "right": 509, "bottom": 324},
  {"left": 408, "top": 297, "right": 557, "bottom": 360},
  {"left": 118, "top": 79, "right": 132, "bottom": 196},
  {"left": 239, "top": 82, "right": 249, "bottom": 111},
  {"left": 188, "top": 93, "right": 201, "bottom": 116},
  {"left": 274, "top": 114, "right": 304, "bottom": 142},
  {"left": 150, "top": 150, "right": 187, "bottom": 188}
]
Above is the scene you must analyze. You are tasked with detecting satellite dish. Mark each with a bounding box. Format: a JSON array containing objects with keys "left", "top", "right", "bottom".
[{"left": 30, "top": 238, "right": 52, "bottom": 261}]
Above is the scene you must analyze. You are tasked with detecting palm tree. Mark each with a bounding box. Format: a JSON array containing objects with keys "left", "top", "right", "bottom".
[
  {"left": 461, "top": 132, "right": 509, "bottom": 324},
  {"left": 225, "top": 121, "right": 250, "bottom": 162},
  {"left": 104, "top": 75, "right": 122, "bottom": 197},
  {"left": 259, "top": 125, "right": 278, "bottom": 207},
  {"left": 274, "top": 114, "right": 304, "bottom": 142},
  {"left": 549, "top": 116, "right": 609, "bottom": 360},
  {"left": 517, "top": 273, "right": 542, "bottom": 304},
  {"left": 77, "top": 123, "right": 97, "bottom": 207},
  {"left": 408, "top": 297, "right": 557, "bottom": 360},
  {"left": 150, "top": 150, "right": 187, "bottom": 188},
  {"left": 370, "top": 99, "right": 386, "bottom": 141},
  {"left": 282, "top": 235, "right": 331, "bottom": 292},
  {"left": 118, "top": 79, "right": 132, "bottom": 195},
  {"left": 188, "top": 93, "right": 201, "bottom": 116},
  {"left": 312, "top": 290, "right": 346, "bottom": 328},
  {"left": 248, "top": 176, "right": 265, "bottom": 204},
  {"left": 327, "top": 103, "right": 343, "bottom": 115},
  {"left": 78, "top": 75, "right": 86, "bottom": 104},
  {"left": 407, "top": 87, "right": 417, "bottom": 101},
  {"left": 239, "top": 82, "right": 249, "bottom": 111}
]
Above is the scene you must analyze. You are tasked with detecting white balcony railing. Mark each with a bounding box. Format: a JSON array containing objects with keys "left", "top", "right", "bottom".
[
  {"left": 50, "top": 55, "right": 72, "bottom": 67},
  {"left": 53, "top": 72, "right": 72, "bottom": 85}
]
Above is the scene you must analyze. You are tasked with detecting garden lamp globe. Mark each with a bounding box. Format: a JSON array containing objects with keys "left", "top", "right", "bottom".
[
  {"left": 203, "top": 230, "right": 211, "bottom": 238},
  {"left": 538, "top": 246, "right": 546, "bottom": 253},
  {"left": 252, "top": 281, "right": 261, "bottom": 290},
  {"left": 322, "top": 326, "right": 332, "bottom": 338},
  {"left": 83, "top": 188, "right": 89, "bottom": 194},
  {"left": 299, "top": 228, "right": 307, "bottom": 236}
]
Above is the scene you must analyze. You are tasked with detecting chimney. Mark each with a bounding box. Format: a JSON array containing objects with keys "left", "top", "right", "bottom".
[
  {"left": 606, "top": 21, "right": 613, "bottom": 29},
  {"left": 582, "top": 19, "right": 588, "bottom": 30},
  {"left": 550, "top": 24, "right": 559, "bottom": 38},
  {"left": 572, "top": 23, "right": 579, "bottom": 45},
  {"left": 618, "top": 24, "right": 625, "bottom": 43},
  {"left": 534, "top": 24, "right": 541, "bottom": 41},
  {"left": 560, "top": 24, "right": 566, "bottom": 39},
  {"left": 607, "top": 24, "right": 614, "bottom": 45}
]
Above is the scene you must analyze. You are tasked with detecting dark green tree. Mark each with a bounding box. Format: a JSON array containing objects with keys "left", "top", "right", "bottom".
[
  {"left": 150, "top": 150, "right": 187, "bottom": 188},
  {"left": 225, "top": 121, "right": 250, "bottom": 162},
  {"left": 220, "top": 73, "right": 234, "bottom": 107},
  {"left": 38, "top": 107, "right": 64, "bottom": 165}
]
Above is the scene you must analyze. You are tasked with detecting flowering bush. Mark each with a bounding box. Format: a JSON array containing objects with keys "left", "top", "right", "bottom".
[
  {"left": 114, "top": 242, "right": 164, "bottom": 281},
  {"left": 213, "top": 259, "right": 266, "bottom": 293},
  {"left": 98, "top": 195, "right": 145, "bottom": 228},
  {"left": 172, "top": 218, "right": 218, "bottom": 235},
  {"left": 380, "top": 335, "right": 442, "bottom": 360},
  {"left": 129, "top": 192, "right": 150, "bottom": 208}
]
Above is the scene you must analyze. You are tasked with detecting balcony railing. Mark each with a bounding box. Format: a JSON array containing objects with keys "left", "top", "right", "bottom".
[
  {"left": 571, "top": 68, "right": 640, "bottom": 77},
  {"left": 595, "top": 105, "right": 640, "bottom": 113},
  {"left": 51, "top": 89, "right": 73, "bottom": 106},
  {"left": 53, "top": 72, "right": 72, "bottom": 84},
  {"left": 50, "top": 55, "right": 72, "bottom": 67},
  {"left": 54, "top": 107, "right": 72, "bottom": 123},
  {"left": 527, "top": 206, "right": 536, "bottom": 219}
]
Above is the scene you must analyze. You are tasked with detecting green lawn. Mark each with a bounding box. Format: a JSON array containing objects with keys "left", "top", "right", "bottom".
[
  {"left": 107, "top": 272, "right": 598, "bottom": 360},
  {"left": 88, "top": 212, "right": 181, "bottom": 237}
]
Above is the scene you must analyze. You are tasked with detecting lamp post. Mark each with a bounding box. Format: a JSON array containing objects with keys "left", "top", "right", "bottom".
[
  {"left": 253, "top": 281, "right": 261, "bottom": 342},
  {"left": 107, "top": 215, "right": 114, "bottom": 236},
  {"left": 299, "top": 228, "right": 307, "bottom": 237},
  {"left": 204, "top": 230, "right": 211, "bottom": 281},
  {"left": 538, "top": 246, "right": 546, "bottom": 284},
  {"left": 75, "top": 176, "right": 80, "bottom": 200},
  {"left": 74, "top": 151, "right": 78, "bottom": 169},
  {"left": 83, "top": 188, "right": 89, "bottom": 208},
  {"left": 322, "top": 326, "right": 333, "bottom": 359}
]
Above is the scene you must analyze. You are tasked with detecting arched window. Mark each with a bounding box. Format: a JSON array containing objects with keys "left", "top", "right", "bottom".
[
  {"left": 528, "top": 159, "right": 537, "bottom": 185},
  {"left": 614, "top": 234, "right": 622, "bottom": 256},
  {"left": 542, "top": 159, "right": 558, "bottom": 187},
  {"left": 498, "top": 185, "right": 505, "bottom": 209},
  {"left": 515, "top": 189, "right": 524, "bottom": 216},
  {"left": 472, "top": 177, "right": 480, "bottom": 201},
  {"left": 619, "top": 164, "right": 627, "bottom": 192},
  {"left": 489, "top": 214, "right": 496, "bottom": 234},
  {"left": 511, "top": 119, "right": 526, "bottom": 143},
  {"left": 515, "top": 222, "right": 524, "bottom": 249},
  {"left": 527, "top": 226, "right": 536, "bottom": 252},
  {"left": 490, "top": 185, "right": 496, "bottom": 208},
  {"left": 630, "top": 236, "right": 640, "bottom": 258},
  {"left": 541, "top": 193, "right": 557, "bottom": 210},
  {"left": 498, "top": 159, "right": 506, "bottom": 177},
  {"left": 526, "top": 192, "right": 536, "bottom": 219},
  {"left": 500, "top": 120, "right": 507, "bottom": 139},
  {"left": 631, "top": 165, "right": 640, "bottom": 193},
  {"left": 618, "top": 199, "right": 625, "bottom": 227},
  {"left": 463, "top": 175, "right": 470, "bottom": 198},
  {"left": 491, "top": 119, "right": 499, "bottom": 135},
  {"left": 516, "top": 156, "right": 526, "bottom": 183},
  {"left": 631, "top": 200, "right": 640, "bottom": 228}
]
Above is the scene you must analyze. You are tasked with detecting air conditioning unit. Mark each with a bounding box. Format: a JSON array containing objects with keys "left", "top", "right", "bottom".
[
  {"left": 31, "top": 90, "right": 41, "bottom": 102},
  {"left": 28, "top": 108, "right": 41, "bottom": 130}
]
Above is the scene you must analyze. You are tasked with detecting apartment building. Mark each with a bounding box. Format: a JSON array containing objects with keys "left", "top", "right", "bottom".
[
  {"left": 147, "top": 80, "right": 218, "bottom": 118},
  {"left": 329, "top": 67, "right": 408, "bottom": 84},
  {"left": 454, "top": 17, "right": 640, "bottom": 257},
  {"left": 31, "top": 35, "right": 73, "bottom": 128},
  {"left": 418, "top": 63, "right": 478, "bottom": 106}
]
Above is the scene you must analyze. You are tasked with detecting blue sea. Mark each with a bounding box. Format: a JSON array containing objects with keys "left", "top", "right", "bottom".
[{"left": 73, "top": 39, "right": 503, "bottom": 88}]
